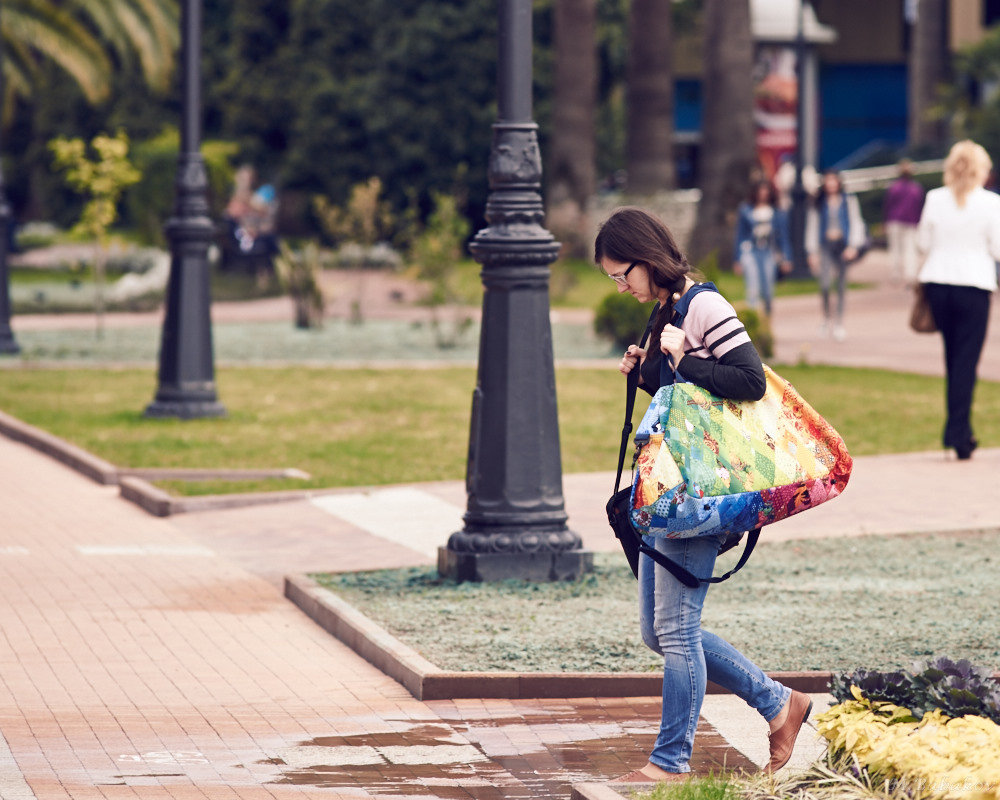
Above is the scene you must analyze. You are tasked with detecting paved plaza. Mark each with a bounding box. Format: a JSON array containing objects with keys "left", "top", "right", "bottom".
[{"left": 2, "top": 250, "right": 1000, "bottom": 798}]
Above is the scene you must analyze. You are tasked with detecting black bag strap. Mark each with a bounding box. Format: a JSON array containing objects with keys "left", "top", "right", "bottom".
[
  {"left": 614, "top": 285, "right": 759, "bottom": 586},
  {"left": 613, "top": 317, "right": 653, "bottom": 496}
]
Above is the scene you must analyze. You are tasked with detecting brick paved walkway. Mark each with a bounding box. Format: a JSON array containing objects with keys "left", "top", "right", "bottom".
[
  {"left": 5, "top": 249, "right": 1000, "bottom": 798},
  {"left": 1, "top": 435, "right": 762, "bottom": 799}
]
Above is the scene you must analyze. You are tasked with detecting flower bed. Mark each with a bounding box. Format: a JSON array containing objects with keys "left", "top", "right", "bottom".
[{"left": 815, "top": 659, "right": 1000, "bottom": 800}]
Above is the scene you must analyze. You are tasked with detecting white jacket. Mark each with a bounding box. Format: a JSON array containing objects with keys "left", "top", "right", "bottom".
[{"left": 917, "top": 186, "right": 1000, "bottom": 292}]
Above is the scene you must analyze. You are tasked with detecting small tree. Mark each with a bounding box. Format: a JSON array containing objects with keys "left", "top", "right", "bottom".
[
  {"left": 273, "top": 241, "right": 326, "bottom": 329},
  {"left": 313, "top": 177, "right": 395, "bottom": 323},
  {"left": 410, "top": 192, "right": 472, "bottom": 348},
  {"left": 49, "top": 130, "right": 141, "bottom": 335}
]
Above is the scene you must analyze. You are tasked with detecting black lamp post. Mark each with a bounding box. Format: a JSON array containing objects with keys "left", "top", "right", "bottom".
[
  {"left": 145, "top": 0, "right": 225, "bottom": 418},
  {"left": 0, "top": 2, "right": 21, "bottom": 356},
  {"left": 788, "top": 0, "right": 810, "bottom": 278},
  {"left": 438, "top": 0, "right": 591, "bottom": 583}
]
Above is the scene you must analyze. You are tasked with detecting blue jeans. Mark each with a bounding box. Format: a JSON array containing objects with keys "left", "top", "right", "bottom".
[
  {"left": 639, "top": 534, "right": 790, "bottom": 773},
  {"left": 740, "top": 247, "right": 777, "bottom": 315}
]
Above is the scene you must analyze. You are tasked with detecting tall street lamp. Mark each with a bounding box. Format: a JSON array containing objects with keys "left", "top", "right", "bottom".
[
  {"left": 788, "top": 0, "right": 810, "bottom": 278},
  {"left": 438, "top": 0, "right": 591, "bottom": 583},
  {"left": 145, "top": 0, "right": 225, "bottom": 418},
  {"left": 0, "top": 2, "right": 21, "bottom": 356}
]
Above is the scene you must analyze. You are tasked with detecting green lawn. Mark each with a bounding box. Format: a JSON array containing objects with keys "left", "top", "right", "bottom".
[{"left": 0, "top": 364, "right": 987, "bottom": 496}]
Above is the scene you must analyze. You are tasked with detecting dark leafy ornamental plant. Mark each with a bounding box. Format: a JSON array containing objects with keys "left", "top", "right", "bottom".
[{"left": 830, "top": 657, "right": 1000, "bottom": 724}]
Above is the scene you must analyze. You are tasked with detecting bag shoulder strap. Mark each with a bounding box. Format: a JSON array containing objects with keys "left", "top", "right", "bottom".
[
  {"left": 613, "top": 310, "right": 655, "bottom": 494},
  {"left": 659, "top": 282, "right": 721, "bottom": 386}
]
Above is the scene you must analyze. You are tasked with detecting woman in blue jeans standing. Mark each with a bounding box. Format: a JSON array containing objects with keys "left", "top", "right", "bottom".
[
  {"left": 733, "top": 180, "right": 791, "bottom": 315},
  {"left": 595, "top": 207, "right": 812, "bottom": 781}
]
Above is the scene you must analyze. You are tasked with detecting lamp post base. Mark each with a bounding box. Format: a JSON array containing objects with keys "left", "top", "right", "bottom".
[
  {"left": 0, "top": 335, "right": 19, "bottom": 355},
  {"left": 144, "top": 396, "right": 226, "bottom": 420},
  {"left": 438, "top": 546, "right": 592, "bottom": 583}
]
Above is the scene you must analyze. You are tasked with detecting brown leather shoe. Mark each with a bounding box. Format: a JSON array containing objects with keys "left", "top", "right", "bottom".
[{"left": 765, "top": 690, "right": 813, "bottom": 773}]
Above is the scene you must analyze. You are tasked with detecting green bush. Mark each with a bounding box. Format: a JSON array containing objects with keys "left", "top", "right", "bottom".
[
  {"left": 830, "top": 658, "right": 1000, "bottom": 725},
  {"left": 593, "top": 291, "right": 654, "bottom": 350},
  {"left": 124, "top": 127, "right": 239, "bottom": 246},
  {"left": 734, "top": 304, "right": 774, "bottom": 360}
]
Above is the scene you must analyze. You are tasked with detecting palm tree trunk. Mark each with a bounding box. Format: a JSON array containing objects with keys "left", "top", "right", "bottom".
[
  {"left": 549, "top": 0, "right": 597, "bottom": 257},
  {"left": 908, "top": 0, "right": 949, "bottom": 152},
  {"left": 626, "top": 0, "right": 674, "bottom": 194},
  {"left": 686, "top": 0, "right": 755, "bottom": 266}
]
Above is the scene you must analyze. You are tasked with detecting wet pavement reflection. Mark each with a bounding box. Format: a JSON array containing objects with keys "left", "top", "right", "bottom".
[{"left": 265, "top": 697, "right": 755, "bottom": 799}]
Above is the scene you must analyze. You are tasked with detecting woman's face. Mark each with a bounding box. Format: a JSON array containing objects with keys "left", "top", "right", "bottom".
[
  {"left": 600, "top": 257, "right": 660, "bottom": 303},
  {"left": 823, "top": 173, "right": 840, "bottom": 194}
]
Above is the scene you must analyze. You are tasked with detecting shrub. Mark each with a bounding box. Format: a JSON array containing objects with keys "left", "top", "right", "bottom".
[
  {"left": 816, "top": 691, "right": 1000, "bottom": 798},
  {"left": 594, "top": 291, "right": 654, "bottom": 350},
  {"left": 830, "top": 657, "right": 1000, "bottom": 724},
  {"left": 124, "top": 127, "right": 239, "bottom": 246},
  {"left": 734, "top": 305, "right": 774, "bottom": 360}
]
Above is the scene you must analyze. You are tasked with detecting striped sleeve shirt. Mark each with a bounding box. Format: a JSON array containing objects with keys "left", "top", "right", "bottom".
[{"left": 681, "top": 290, "right": 753, "bottom": 360}]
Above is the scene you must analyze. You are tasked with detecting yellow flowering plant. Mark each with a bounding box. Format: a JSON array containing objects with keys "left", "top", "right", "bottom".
[{"left": 816, "top": 686, "right": 1000, "bottom": 800}]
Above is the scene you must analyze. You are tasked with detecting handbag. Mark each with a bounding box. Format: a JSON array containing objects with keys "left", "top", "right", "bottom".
[
  {"left": 606, "top": 289, "right": 770, "bottom": 587},
  {"left": 630, "top": 359, "right": 853, "bottom": 540},
  {"left": 909, "top": 284, "right": 937, "bottom": 333}
]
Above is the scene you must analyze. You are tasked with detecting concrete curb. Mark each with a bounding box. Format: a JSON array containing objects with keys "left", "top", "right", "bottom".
[
  {"left": 571, "top": 782, "right": 631, "bottom": 800},
  {"left": 0, "top": 409, "right": 118, "bottom": 485},
  {"left": 284, "top": 573, "right": 834, "bottom": 702},
  {"left": 0, "top": 409, "right": 326, "bottom": 517}
]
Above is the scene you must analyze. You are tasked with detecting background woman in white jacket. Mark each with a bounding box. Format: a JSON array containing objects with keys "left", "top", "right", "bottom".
[{"left": 917, "top": 139, "right": 1000, "bottom": 460}]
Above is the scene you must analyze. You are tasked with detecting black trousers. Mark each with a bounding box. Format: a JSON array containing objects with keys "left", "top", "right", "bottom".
[{"left": 922, "top": 282, "right": 991, "bottom": 448}]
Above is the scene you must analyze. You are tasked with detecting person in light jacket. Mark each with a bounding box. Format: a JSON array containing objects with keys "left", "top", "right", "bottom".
[
  {"left": 806, "top": 169, "right": 867, "bottom": 341},
  {"left": 917, "top": 140, "right": 1000, "bottom": 460},
  {"left": 733, "top": 180, "right": 791, "bottom": 316}
]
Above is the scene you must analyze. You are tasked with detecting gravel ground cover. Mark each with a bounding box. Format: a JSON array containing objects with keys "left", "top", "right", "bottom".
[
  {"left": 314, "top": 531, "right": 1000, "bottom": 674},
  {"left": 8, "top": 318, "right": 613, "bottom": 364}
]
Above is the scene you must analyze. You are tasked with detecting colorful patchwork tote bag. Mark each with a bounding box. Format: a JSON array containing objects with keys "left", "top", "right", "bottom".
[
  {"left": 628, "top": 283, "right": 852, "bottom": 544},
  {"left": 630, "top": 365, "right": 853, "bottom": 539}
]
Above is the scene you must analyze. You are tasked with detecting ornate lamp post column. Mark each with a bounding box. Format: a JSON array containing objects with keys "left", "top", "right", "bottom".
[
  {"left": 0, "top": 3, "right": 21, "bottom": 356},
  {"left": 788, "top": 0, "right": 810, "bottom": 278},
  {"left": 438, "top": 0, "right": 591, "bottom": 583},
  {"left": 145, "top": 0, "right": 225, "bottom": 418}
]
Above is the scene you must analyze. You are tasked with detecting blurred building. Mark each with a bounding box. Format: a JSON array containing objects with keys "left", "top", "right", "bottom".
[{"left": 670, "top": 0, "right": 1000, "bottom": 184}]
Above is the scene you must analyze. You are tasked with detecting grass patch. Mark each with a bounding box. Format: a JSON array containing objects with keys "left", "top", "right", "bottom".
[
  {"left": 631, "top": 773, "right": 739, "bottom": 800},
  {"left": 0, "top": 364, "right": 992, "bottom": 495},
  {"left": 314, "top": 532, "right": 1000, "bottom": 673}
]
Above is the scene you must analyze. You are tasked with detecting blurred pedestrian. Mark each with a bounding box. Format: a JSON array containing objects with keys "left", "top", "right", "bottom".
[
  {"left": 917, "top": 140, "right": 1000, "bottom": 460},
  {"left": 883, "top": 159, "right": 925, "bottom": 284},
  {"left": 806, "top": 169, "right": 867, "bottom": 341},
  {"left": 733, "top": 180, "right": 791, "bottom": 315},
  {"left": 594, "top": 207, "right": 813, "bottom": 782}
]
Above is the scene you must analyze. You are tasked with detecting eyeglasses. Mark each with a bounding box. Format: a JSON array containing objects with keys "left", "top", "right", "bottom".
[{"left": 607, "top": 260, "right": 640, "bottom": 286}]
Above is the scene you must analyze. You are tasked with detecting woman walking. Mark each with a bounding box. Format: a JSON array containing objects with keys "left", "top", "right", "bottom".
[
  {"left": 595, "top": 207, "right": 812, "bottom": 781},
  {"left": 733, "top": 179, "right": 791, "bottom": 315},
  {"left": 806, "top": 170, "right": 867, "bottom": 341},
  {"left": 917, "top": 140, "right": 1000, "bottom": 460}
]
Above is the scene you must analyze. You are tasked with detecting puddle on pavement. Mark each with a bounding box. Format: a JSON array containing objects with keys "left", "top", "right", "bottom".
[{"left": 262, "top": 702, "right": 751, "bottom": 798}]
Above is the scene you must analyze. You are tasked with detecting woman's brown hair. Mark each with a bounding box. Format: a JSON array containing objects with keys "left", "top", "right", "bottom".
[{"left": 594, "top": 206, "right": 691, "bottom": 346}]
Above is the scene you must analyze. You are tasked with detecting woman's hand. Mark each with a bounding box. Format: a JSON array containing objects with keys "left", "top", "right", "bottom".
[
  {"left": 843, "top": 246, "right": 858, "bottom": 262},
  {"left": 660, "top": 324, "right": 686, "bottom": 367},
  {"left": 619, "top": 345, "right": 646, "bottom": 375}
]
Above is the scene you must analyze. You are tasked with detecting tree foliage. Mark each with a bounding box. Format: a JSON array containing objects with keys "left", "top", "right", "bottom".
[{"left": 1, "top": 0, "right": 178, "bottom": 108}]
